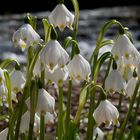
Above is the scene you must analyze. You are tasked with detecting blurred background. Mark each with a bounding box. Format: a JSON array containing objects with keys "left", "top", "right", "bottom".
[
  {"left": 0, "top": 0, "right": 140, "bottom": 64},
  {"left": 0, "top": 0, "right": 140, "bottom": 14}
]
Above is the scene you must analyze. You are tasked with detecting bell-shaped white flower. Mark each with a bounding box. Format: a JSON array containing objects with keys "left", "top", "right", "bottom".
[
  {"left": 26, "top": 88, "right": 55, "bottom": 114},
  {"left": 105, "top": 70, "right": 126, "bottom": 94},
  {"left": 20, "top": 111, "right": 40, "bottom": 133},
  {"left": 10, "top": 70, "right": 26, "bottom": 93},
  {"left": 40, "top": 40, "right": 69, "bottom": 70},
  {"left": 111, "top": 44, "right": 122, "bottom": 61},
  {"left": 46, "top": 65, "right": 68, "bottom": 85},
  {"left": 93, "top": 100, "right": 119, "bottom": 126},
  {"left": 125, "top": 77, "right": 138, "bottom": 98},
  {"left": 49, "top": 4, "right": 74, "bottom": 31},
  {"left": 0, "top": 128, "right": 8, "bottom": 140},
  {"left": 93, "top": 127, "right": 104, "bottom": 140},
  {"left": 12, "top": 24, "right": 40, "bottom": 50},
  {"left": 113, "top": 34, "right": 134, "bottom": 59},
  {"left": 67, "top": 54, "right": 91, "bottom": 82}
]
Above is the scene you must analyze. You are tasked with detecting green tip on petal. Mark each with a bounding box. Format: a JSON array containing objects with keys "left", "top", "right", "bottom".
[{"left": 133, "top": 68, "right": 137, "bottom": 78}]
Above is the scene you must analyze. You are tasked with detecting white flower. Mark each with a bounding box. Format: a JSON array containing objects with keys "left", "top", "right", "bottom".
[
  {"left": 26, "top": 88, "right": 55, "bottom": 114},
  {"left": 93, "top": 100, "right": 119, "bottom": 126},
  {"left": 125, "top": 77, "right": 138, "bottom": 98},
  {"left": 40, "top": 40, "right": 69, "bottom": 70},
  {"left": 111, "top": 43, "right": 121, "bottom": 61},
  {"left": 20, "top": 111, "right": 40, "bottom": 133},
  {"left": 105, "top": 70, "right": 126, "bottom": 94},
  {"left": 0, "top": 128, "right": 8, "bottom": 140},
  {"left": 49, "top": 4, "right": 74, "bottom": 31},
  {"left": 12, "top": 24, "right": 40, "bottom": 50},
  {"left": 10, "top": 70, "right": 26, "bottom": 93},
  {"left": 93, "top": 127, "right": 104, "bottom": 140},
  {"left": 112, "top": 34, "right": 134, "bottom": 59},
  {"left": 46, "top": 65, "right": 68, "bottom": 85},
  {"left": 67, "top": 54, "right": 91, "bottom": 82}
]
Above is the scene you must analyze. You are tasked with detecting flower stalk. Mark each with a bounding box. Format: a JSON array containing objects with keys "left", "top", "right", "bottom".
[
  {"left": 57, "top": 86, "right": 64, "bottom": 140},
  {"left": 40, "top": 112, "right": 45, "bottom": 140},
  {"left": 65, "top": 79, "right": 72, "bottom": 138},
  {"left": 119, "top": 80, "right": 140, "bottom": 139}
]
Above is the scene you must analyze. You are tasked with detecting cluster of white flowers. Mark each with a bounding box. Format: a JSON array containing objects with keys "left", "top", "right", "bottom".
[
  {"left": 0, "top": 3, "right": 92, "bottom": 138},
  {"left": 0, "top": 2, "right": 140, "bottom": 140},
  {"left": 93, "top": 33, "right": 140, "bottom": 130}
]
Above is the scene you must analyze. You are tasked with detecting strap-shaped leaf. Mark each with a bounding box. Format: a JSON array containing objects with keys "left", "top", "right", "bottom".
[
  {"left": 42, "top": 18, "right": 51, "bottom": 43},
  {"left": 0, "top": 59, "right": 20, "bottom": 69}
]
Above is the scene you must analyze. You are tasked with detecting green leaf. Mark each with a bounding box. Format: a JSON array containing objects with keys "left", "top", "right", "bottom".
[
  {"left": 3, "top": 70, "right": 12, "bottom": 113},
  {"left": 24, "top": 13, "right": 37, "bottom": 30},
  {"left": 93, "top": 52, "right": 111, "bottom": 80},
  {"left": 0, "top": 59, "right": 20, "bottom": 69},
  {"left": 62, "top": 36, "right": 73, "bottom": 49},
  {"left": 74, "top": 82, "right": 92, "bottom": 124},
  {"left": 28, "top": 45, "right": 43, "bottom": 77},
  {"left": 100, "top": 39, "right": 114, "bottom": 48},
  {"left": 62, "top": 36, "right": 80, "bottom": 58},
  {"left": 42, "top": 19, "right": 51, "bottom": 43},
  {"left": 79, "top": 83, "right": 90, "bottom": 107}
]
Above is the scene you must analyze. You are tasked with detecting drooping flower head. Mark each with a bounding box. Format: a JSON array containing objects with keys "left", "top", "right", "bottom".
[
  {"left": 45, "top": 65, "right": 68, "bottom": 86},
  {"left": 26, "top": 88, "right": 55, "bottom": 115},
  {"left": 67, "top": 54, "right": 91, "bottom": 82},
  {"left": 112, "top": 34, "right": 134, "bottom": 60},
  {"left": 20, "top": 111, "right": 40, "bottom": 133},
  {"left": 105, "top": 69, "right": 126, "bottom": 94},
  {"left": 10, "top": 70, "right": 26, "bottom": 93},
  {"left": 12, "top": 24, "right": 40, "bottom": 50},
  {"left": 125, "top": 77, "right": 138, "bottom": 98},
  {"left": 93, "top": 100, "right": 119, "bottom": 127},
  {"left": 49, "top": 4, "right": 74, "bottom": 31},
  {"left": 40, "top": 40, "right": 69, "bottom": 70}
]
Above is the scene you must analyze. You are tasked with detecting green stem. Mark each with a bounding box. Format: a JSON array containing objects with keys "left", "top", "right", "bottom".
[
  {"left": 74, "top": 87, "right": 89, "bottom": 124},
  {"left": 58, "top": 0, "right": 64, "bottom": 4},
  {"left": 86, "top": 89, "right": 96, "bottom": 140},
  {"left": 119, "top": 81, "right": 140, "bottom": 139},
  {"left": 4, "top": 71, "right": 13, "bottom": 114},
  {"left": 102, "top": 57, "right": 112, "bottom": 88},
  {"left": 128, "top": 91, "right": 140, "bottom": 140},
  {"left": 28, "top": 122, "right": 34, "bottom": 140},
  {"left": 69, "top": 121, "right": 77, "bottom": 140},
  {"left": 41, "top": 70, "right": 45, "bottom": 88},
  {"left": 71, "top": 0, "right": 79, "bottom": 58},
  {"left": 65, "top": 80, "right": 72, "bottom": 138},
  {"left": 15, "top": 86, "right": 28, "bottom": 140},
  {"left": 112, "top": 94, "right": 123, "bottom": 140},
  {"left": 40, "top": 112, "right": 45, "bottom": 140},
  {"left": 27, "top": 46, "right": 34, "bottom": 77},
  {"left": 71, "top": 0, "right": 79, "bottom": 41},
  {"left": 57, "top": 86, "right": 63, "bottom": 140},
  {"left": 28, "top": 80, "right": 39, "bottom": 140},
  {"left": 86, "top": 54, "right": 98, "bottom": 140}
]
